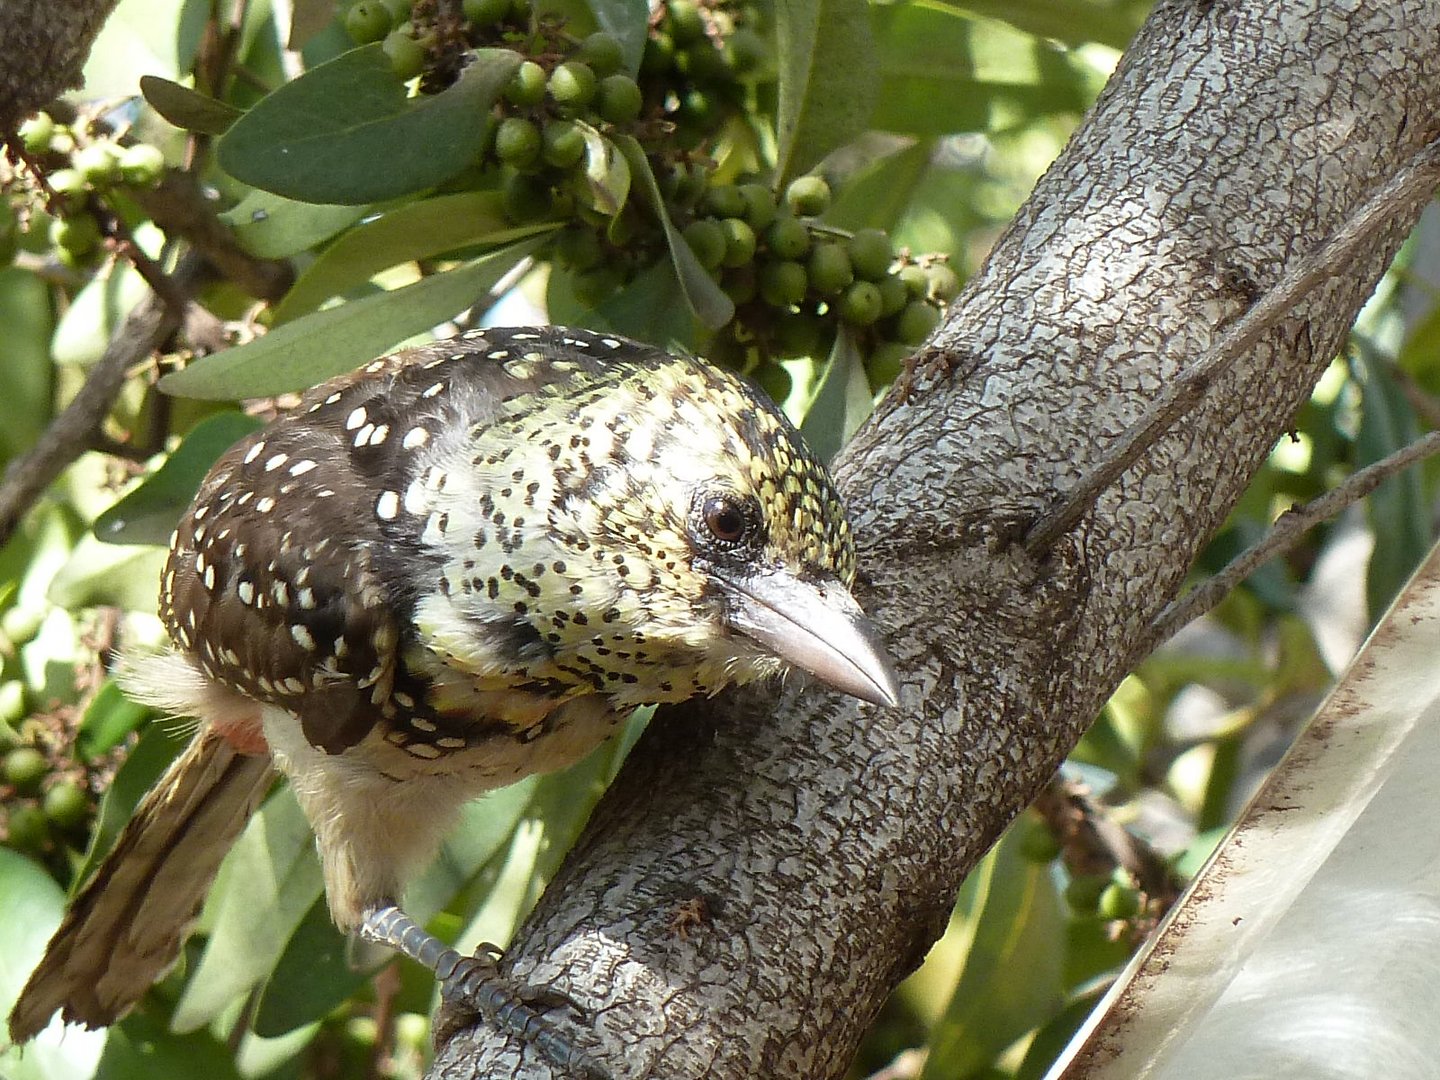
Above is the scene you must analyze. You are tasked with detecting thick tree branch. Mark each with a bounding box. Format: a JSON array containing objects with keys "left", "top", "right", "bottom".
[
  {"left": 0, "top": 0, "right": 119, "bottom": 135},
  {"left": 432, "top": 2, "right": 1440, "bottom": 1076}
]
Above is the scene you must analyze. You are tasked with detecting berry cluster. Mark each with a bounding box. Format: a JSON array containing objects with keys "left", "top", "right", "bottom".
[{"left": 1, "top": 739, "right": 93, "bottom": 862}]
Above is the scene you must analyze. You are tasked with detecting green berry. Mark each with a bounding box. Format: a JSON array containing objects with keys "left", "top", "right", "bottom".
[
  {"left": 118, "top": 143, "right": 166, "bottom": 186},
  {"left": 927, "top": 262, "right": 961, "bottom": 302},
  {"left": 382, "top": 28, "right": 428, "bottom": 79},
  {"left": 1064, "top": 873, "right": 1108, "bottom": 915},
  {"left": 495, "top": 116, "right": 542, "bottom": 167},
  {"left": 738, "top": 183, "right": 777, "bottom": 231},
  {"left": 760, "top": 260, "right": 807, "bottom": 308},
  {"left": 73, "top": 143, "right": 121, "bottom": 186},
  {"left": 785, "top": 175, "right": 830, "bottom": 217},
  {"left": 1017, "top": 818, "right": 1062, "bottom": 863},
  {"left": 718, "top": 218, "right": 756, "bottom": 269},
  {"left": 666, "top": 0, "right": 706, "bottom": 45},
  {"left": 640, "top": 34, "right": 675, "bottom": 75},
  {"left": 47, "top": 167, "right": 88, "bottom": 207},
  {"left": 807, "top": 242, "right": 853, "bottom": 296},
  {"left": 756, "top": 361, "right": 792, "bottom": 405},
  {"left": 548, "top": 61, "right": 597, "bottom": 110},
  {"left": 676, "top": 88, "right": 718, "bottom": 130},
  {"left": 678, "top": 41, "right": 728, "bottom": 82},
  {"left": 764, "top": 216, "right": 809, "bottom": 259},
  {"left": 866, "top": 341, "right": 909, "bottom": 391},
  {"left": 682, "top": 219, "right": 726, "bottom": 271},
  {"left": 541, "top": 120, "right": 585, "bottom": 168},
  {"left": 6, "top": 806, "right": 50, "bottom": 853},
  {"left": 576, "top": 32, "right": 624, "bottom": 76},
  {"left": 462, "top": 0, "right": 510, "bottom": 27},
  {"left": 721, "top": 264, "right": 756, "bottom": 305},
  {"left": 346, "top": 0, "right": 392, "bottom": 42},
  {"left": 501, "top": 170, "right": 553, "bottom": 221},
  {"left": 504, "top": 59, "right": 547, "bottom": 106},
  {"left": 702, "top": 184, "right": 745, "bottom": 219},
  {"left": 4, "top": 747, "right": 47, "bottom": 795},
  {"left": 17, "top": 112, "right": 54, "bottom": 155},
  {"left": 839, "top": 280, "right": 882, "bottom": 325},
  {"left": 775, "top": 311, "right": 823, "bottom": 356},
  {"left": 555, "top": 226, "right": 603, "bottom": 271},
  {"left": 508, "top": 0, "right": 531, "bottom": 19},
  {"left": 50, "top": 214, "right": 102, "bottom": 255},
  {"left": 848, "top": 228, "right": 893, "bottom": 281},
  {"left": 596, "top": 74, "right": 643, "bottom": 124},
  {"left": 877, "top": 274, "right": 909, "bottom": 317},
  {"left": 571, "top": 264, "right": 623, "bottom": 307},
  {"left": 43, "top": 782, "right": 88, "bottom": 831},
  {"left": 725, "top": 27, "right": 769, "bottom": 76},
  {"left": 898, "top": 263, "right": 929, "bottom": 297},
  {"left": 380, "top": 0, "right": 412, "bottom": 20},
  {"left": 895, "top": 299, "right": 941, "bottom": 345},
  {"left": 1098, "top": 882, "right": 1142, "bottom": 920}
]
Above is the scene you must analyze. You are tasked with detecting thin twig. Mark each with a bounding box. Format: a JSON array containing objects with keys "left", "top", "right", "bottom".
[
  {"left": 0, "top": 251, "right": 207, "bottom": 549},
  {"left": 1024, "top": 135, "right": 1440, "bottom": 557},
  {"left": 1152, "top": 427, "right": 1440, "bottom": 641}
]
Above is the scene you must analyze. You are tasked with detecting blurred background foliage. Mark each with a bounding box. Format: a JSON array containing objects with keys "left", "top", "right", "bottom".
[{"left": 0, "top": 0, "right": 1435, "bottom": 1077}]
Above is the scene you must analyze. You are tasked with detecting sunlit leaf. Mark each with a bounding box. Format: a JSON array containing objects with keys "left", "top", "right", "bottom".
[
  {"left": 800, "top": 328, "right": 872, "bottom": 462},
  {"left": 219, "top": 189, "right": 370, "bottom": 260}
]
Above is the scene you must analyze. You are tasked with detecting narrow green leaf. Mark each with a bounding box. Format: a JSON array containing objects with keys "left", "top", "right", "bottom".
[
  {"left": 800, "top": 328, "right": 872, "bottom": 462},
  {"left": 160, "top": 234, "right": 552, "bottom": 400},
  {"left": 76, "top": 680, "right": 150, "bottom": 761},
  {"left": 919, "top": 827, "right": 1065, "bottom": 1080},
  {"left": 547, "top": 259, "right": 703, "bottom": 352},
  {"left": 139, "top": 75, "right": 242, "bottom": 135},
  {"left": 94, "top": 412, "right": 263, "bottom": 546},
  {"left": 218, "top": 189, "right": 371, "bottom": 260},
  {"left": 0, "top": 267, "right": 56, "bottom": 466},
  {"left": 615, "top": 135, "right": 733, "bottom": 331},
  {"left": 218, "top": 45, "right": 522, "bottom": 205},
  {"left": 773, "top": 0, "right": 879, "bottom": 184},
  {"left": 172, "top": 789, "right": 323, "bottom": 1032},
  {"left": 252, "top": 898, "right": 367, "bottom": 1037},
  {"left": 272, "top": 192, "right": 550, "bottom": 323},
  {"left": 100, "top": 1011, "right": 242, "bottom": 1080}
]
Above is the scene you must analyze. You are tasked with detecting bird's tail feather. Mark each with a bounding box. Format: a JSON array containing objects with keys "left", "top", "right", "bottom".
[{"left": 8, "top": 728, "right": 274, "bottom": 1042}]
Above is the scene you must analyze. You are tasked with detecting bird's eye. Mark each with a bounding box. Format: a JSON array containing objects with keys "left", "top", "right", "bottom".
[{"left": 702, "top": 495, "right": 749, "bottom": 544}]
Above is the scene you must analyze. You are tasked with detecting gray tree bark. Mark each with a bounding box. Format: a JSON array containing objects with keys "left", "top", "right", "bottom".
[
  {"left": 0, "top": 0, "right": 120, "bottom": 135},
  {"left": 433, "top": 0, "right": 1440, "bottom": 1076}
]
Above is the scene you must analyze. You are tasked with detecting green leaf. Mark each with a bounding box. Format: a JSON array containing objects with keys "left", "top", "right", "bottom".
[
  {"left": 139, "top": 75, "right": 242, "bottom": 135},
  {"left": 171, "top": 789, "right": 323, "bottom": 1033},
  {"left": 218, "top": 189, "right": 371, "bottom": 260},
  {"left": 574, "top": 123, "right": 631, "bottom": 218},
  {"left": 0, "top": 267, "right": 55, "bottom": 466},
  {"left": 94, "top": 412, "right": 264, "bottom": 546},
  {"left": 159, "top": 234, "right": 552, "bottom": 400},
  {"left": 800, "top": 328, "right": 872, "bottom": 462},
  {"left": 99, "top": 1010, "right": 242, "bottom": 1080},
  {"left": 252, "top": 897, "right": 366, "bottom": 1037},
  {"left": 919, "top": 827, "right": 1066, "bottom": 1080},
  {"left": 537, "top": 0, "right": 649, "bottom": 73},
  {"left": 218, "top": 45, "right": 522, "bottom": 205},
  {"left": 77, "top": 680, "right": 150, "bottom": 762},
  {"left": 773, "top": 0, "right": 879, "bottom": 185},
  {"left": 615, "top": 135, "right": 733, "bottom": 331},
  {"left": 547, "top": 259, "right": 703, "bottom": 352},
  {"left": 0, "top": 849, "right": 107, "bottom": 1078},
  {"left": 272, "top": 192, "right": 550, "bottom": 323}
]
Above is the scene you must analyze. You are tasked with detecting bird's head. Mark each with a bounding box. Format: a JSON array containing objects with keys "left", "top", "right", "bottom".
[{"left": 413, "top": 330, "right": 899, "bottom": 711}]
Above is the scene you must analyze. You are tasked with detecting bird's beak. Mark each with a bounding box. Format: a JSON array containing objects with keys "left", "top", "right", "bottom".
[{"left": 721, "top": 568, "right": 901, "bottom": 707}]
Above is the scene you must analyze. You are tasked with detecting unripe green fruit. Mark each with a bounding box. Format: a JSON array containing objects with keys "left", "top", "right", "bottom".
[
  {"left": 4, "top": 747, "right": 47, "bottom": 795},
  {"left": 738, "top": 183, "right": 777, "bottom": 231},
  {"left": 495, "top": 117, "right": 542, "bottom": 167},
  {"left": 541, "top": 120, "right": 585, "bottom": 168},
  {"left": 1017, "top": 818, "right": 1063, "bottom": 863},
  {"left": 548, "top": 61, "right": 597, "bottom": 109},
  {"left": 1098, "top": 882, "right": 1142, "bottom": 920},
  {"left": 898, "top": 263, "right": 929, "bottom": 297},
  {"left": 807, "top": 242, "right": 853, "bottom": 296},
  {"left": 641, "top": 34, "right": 675, "bottom": 75},
  {"left": 346, "top": 0, "right": 392, "bottom": 43},
  {"left": 775, "top": 311, "right": 823, "bottom": 356},
  {"left": 571, "top": 264, "right": 623, "bottom": 307},
  {"left": 576, "top": 32, "right": 624, "bottom": 76},
  {"left": 839, "top": 280, "right": 882, "bottom": 325},
  {"left": 501, "top": 170, "right": 553, "bottom": 221},
  {"left": 382, "top": 28, "right": 428, "bottom": 79},
  {"left": 785, "top": 175, "right": 830, "bottom": 217},
  {"left": 666, "top": 0, "right": 706, "bottom": 45},
  {"left": 73, "top": 144, "right": 121, "bottom": 186},
  {"left": 866, "top": 341, "right": 909, "bottom": 391},
  {"left": 50, "top": 214, "right": 102, "bottom": 255},
  {"left": 47, "top": 168, "right": 88, "bottom": 207},
  {"left": 381, "top": 0, "right": 412, "bottom": 20},
  {"left": 118, "top": 143, "right": 166, "bottom": 186},
  {"left": 462, "top": 0, "right": 510, "bottom": 27},
  {"left": 847, "top": 228, "right": 893, "bottom": 281},
  {"left": 927, "top": 262, "right": 961, "bottom": 302},
  {"left": 505, "top": 60, "right": 547, "bottom": 106},
  {"left": 508, "top": 0, "right": 531, "bottom": 20},
  {"left": 718, "top": 218, "right": 756, "bottom": 269},
  {"left": 1065, "top": 873, "right": 1108, "bottom": 914},
  {"left": 725, "top": 27, "right": 769, "bottom": 75},
  {"left": 764, "top": 216, "right": 809, "bottom": 259},
  {"left": 555, "top": 226, "right": 603, "bottom": 270},
  {"left": 756, "top": 361, "right": 792, "bottom": 405},
  {"left": 679, "top": 88, "right": 720, "bottom": 131},
  {"left": 596, "top": 75, "right": 643, "bottom": 124},
  {"left": 760, "top": 260, "right": 808, "bottom": 308},
  {"left": 702, "top": 183, "right": 745, "bottom": 219},
  {"left": 17, "top": 112, "right": 54, "bottom": 154},
  {"left": 895, "top": 299, "right": 941, "bottom": 345},
  {"left": 6, "top": 806, "right": 50, "bottom": 853},
  {"left": 877, "top": 274, "right": 909, "bottom": 317},
  {"left": 721, "top": 264, "right": 756, "bottom": 305},
  {"left": 679, "top": 41, "right": 728, "bottom": 82},
  {"left": 682, "top": 218, "right": 726, "bottom": 271},
  {"left": 43, "top": 782, "right": 89, "bottom": 831}
]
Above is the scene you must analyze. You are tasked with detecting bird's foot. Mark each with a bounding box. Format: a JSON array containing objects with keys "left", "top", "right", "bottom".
[{"left": 359, "top": 905, "right": 610, "bottom": 1079}]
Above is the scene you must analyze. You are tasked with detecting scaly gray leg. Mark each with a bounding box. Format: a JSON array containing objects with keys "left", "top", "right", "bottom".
[{"left": 359, "top": 904, "right": 610, "bottom": 1079}]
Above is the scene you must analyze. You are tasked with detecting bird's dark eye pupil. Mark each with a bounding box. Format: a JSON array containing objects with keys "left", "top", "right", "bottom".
[{"left": 703, "top": 498, "right": 747, "bottom": 542}]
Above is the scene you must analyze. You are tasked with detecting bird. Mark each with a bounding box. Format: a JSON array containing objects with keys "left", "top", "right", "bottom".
[{"left": 8, "top": 325, "right": 899, "bottom": 1069}]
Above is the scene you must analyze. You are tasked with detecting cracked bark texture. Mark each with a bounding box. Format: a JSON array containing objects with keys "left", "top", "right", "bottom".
[
  {"left": 433, "top": 1, "right": 1440, "bottom": 1077},
  {"left": 0, "top": 0, "right": 119, "bottom": 134}
]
